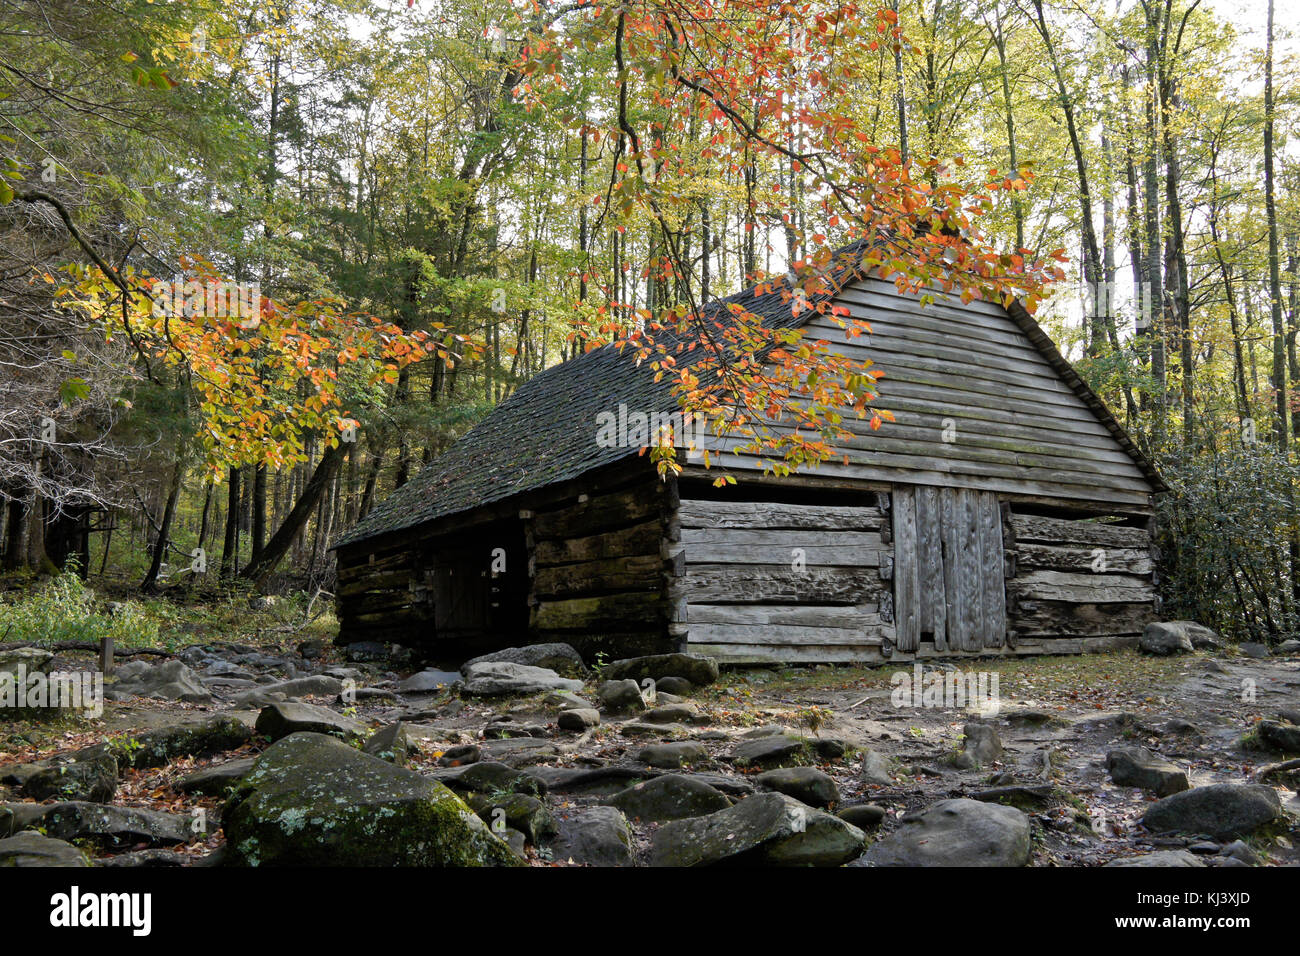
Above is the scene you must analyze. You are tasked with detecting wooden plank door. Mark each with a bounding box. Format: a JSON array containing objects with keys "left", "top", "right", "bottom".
[{"left": 892, "top": 485, "right": 1006, "bottom": 652}]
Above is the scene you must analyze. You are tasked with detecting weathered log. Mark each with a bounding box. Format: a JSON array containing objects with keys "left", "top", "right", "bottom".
[
  {"left": 677, "top": 499, "right": 883, "bottom": 531},
  {"left": 680, "top": 564, "right": 885, "bottom": 604}
]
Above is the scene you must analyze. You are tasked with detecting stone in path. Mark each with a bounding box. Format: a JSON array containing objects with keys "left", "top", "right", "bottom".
[
  {"left": 1141, "top": 784, "right": 1282, "bottom": 841},
  {"left": 855, "top": 798, "right": 1031, "bottom": 867}
]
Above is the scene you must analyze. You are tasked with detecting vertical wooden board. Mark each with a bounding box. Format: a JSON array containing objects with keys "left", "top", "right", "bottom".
[
  {"left": 892, "top": 486, "right": 921, "bottom": 651},
  {"left": 940, "top": 488, "right": 968, "bottom": 652},
  {"left": 978, "top": 492, "right": 1008, "bottom": 647},
  {"left": 958, "top": 488, "right": 985, "bottom": 651},
  {"left": 915, "top": 485, "right": 947, "bottom": 649}
]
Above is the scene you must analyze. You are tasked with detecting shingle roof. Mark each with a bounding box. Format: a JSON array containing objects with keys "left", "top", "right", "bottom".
[
  {"left": 334, "top": 264, "right": 831, "bottom": 549},
  {"left": 336, "top": 244, "right": 1164, "bottom": 549}
]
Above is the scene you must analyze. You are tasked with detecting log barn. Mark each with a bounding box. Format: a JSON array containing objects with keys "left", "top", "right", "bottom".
[{"left": 333, "top": 247, "right": 1165, "bottom": 666}]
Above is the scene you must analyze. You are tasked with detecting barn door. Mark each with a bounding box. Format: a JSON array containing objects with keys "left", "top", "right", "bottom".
[{"left": 892, "top": 485, "right": 1006, "bottom": 652}]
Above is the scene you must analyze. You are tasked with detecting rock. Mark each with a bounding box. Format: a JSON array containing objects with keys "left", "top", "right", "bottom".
[
  {"left": 1105, "top": 850, "right": 1206, "bottom": 867},
  {"left": 655, "top": 676, "right": 695, "bottom": 696},
  {"left": 756, "top": 767, "right": 839, "bottom": 809},
  {"left": 17, "top": 746, "right": 117, "bottom": 803},
  {"left": 608, "top": 774, "right": 732, "bottom": 822},
  {"left": 112, "top": 715, "right": 253, "bottom": 770},
  {"left": 477, "top": 737, "right": 559, "bottom": 767},
  {"left": 557, "top": 708, "right": 600, "bottom": 731},
  {"left": 856, "top": 798, "right": 1031, "bottom": 867},
  {"left": 547, "top": 806, "right": 634, "bottom": 866},
  {"left": 445, "top": 761, "right": 546, "bottom": 798},
  {"left": 1276, "top": 639, "right": 1300, "bottom": 655},
  {"left": 860, "top": 750, "right": 894, "bottom": 786},
  {"left": 544, "top": 690, "right": 593, "bottom": 710},
  {"left": 810, "top": 737, "right": 850, "bottom": 760},
  {"left": 602, "top": 653, "right": 719, "bottom": 686},
  {"left": 635, "top": 742, "right": 708, "bottom": 769},
  {"left": 949, "top": 722, "right": 1002, "bottom": 770},
  {"left": 1139, "top": 622, "right": 1195, "bottom": 655},
  {"left": 98, "top": 849, "right": 189, "bottom": 867},
  {"left": 1221, "top": 840, "right": 1262, "bottom": 865},
  {"left": 0, "top": 832, "right": 90, "bottom": 867},
  {"left": 1255, "top": 720, "right": 1300, "bottom": 755},
  {"left": 363, "top": 722, "right": 414, "bottom": 763},
  {"left": 620, "top": 721, "right": 688, "bottom": 738},
  {"left": 110, "top": 659, "right": 212, "bottom": 702},
  {"left": 20, "top": 802, "right": 190, "bottom": 849},
  {"left": 222, "top": 732, "right": 520, "bottom": 866},
  {"left": 650, "top": 792, "right": 865, "bottom": 867},
  {"left": 596, "top": 679, "right": 646, "bottom": 714},
  {"left": 438, "top": 744, "right": 481, "bottom": 766},
  {"left": 641, "top": 704, "right": 699, "bottom": 724},
  {"left": 1142, "top": 784, "right": 1283, "bottom": 840},
  {"left": 462, "top": 662, "right": 583, "bottom": 697},
  {"left": 462, "top": 643, "right": 586, "bottom": 678},
  {"left": 258, "top": 675, "right": 345, "bottom": 698},
  {"left": 730, "top": 735, "right": 808, "bottom": 769},
  {"left": 254, "top": 701, "right": 367, "bottom": 743},
  {"left": 1239, "top": 642, "right": 1270, "bottom": 659},
  {"left": 837, "top": 804, "right": 886, "bottom": 830},
  {"left": 342, "top": 641, "right": 390, "bottom": 663},
  {"left": 176, "top": 758, "right": 256, "bottom": 796},
  {"left": 1106, "top": 746, "right": 1190, "bottom": 797},
  {"left": 0, "top": 646, "right": 54, "bottom": 677},
  {"left": 396, "top": 669, "right": 461, "bottom": 693},
  {"left": 466, "top": 791, "right": 557, "bottom": 844}
]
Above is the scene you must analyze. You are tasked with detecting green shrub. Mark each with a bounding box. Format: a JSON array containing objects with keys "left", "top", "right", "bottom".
[{"left": 0, "top": 572, "right": 159, "bottom": 648}]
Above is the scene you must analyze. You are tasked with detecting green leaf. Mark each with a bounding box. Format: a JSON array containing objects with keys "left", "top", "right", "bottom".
[{"left": 59, "top": 377, "right": 90, "bottom": 405}]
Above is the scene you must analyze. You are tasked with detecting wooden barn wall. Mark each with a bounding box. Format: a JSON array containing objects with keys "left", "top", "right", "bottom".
[
  {"left": 526, "top": 476, "right": 676, "bottom": 659},
  {"left": 335, "top": 539, "right": 429, "bottom": 645},
  {"left": 1003, "top": 507, "right": 1157, "bottom": 651},
  {"left": 696, "top": 277, "right": 1155, "bottom": 513},
  {"left": 671, "top": 491, "right": 896, "bottom": 664}
]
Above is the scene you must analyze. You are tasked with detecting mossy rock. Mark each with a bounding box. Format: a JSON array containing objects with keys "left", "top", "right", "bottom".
[
  {"left": 112, "top": 716, "right": 253, "bottom": 771},
  {"left": 222, "top": 732, "right": 521, "bottom": 867}
]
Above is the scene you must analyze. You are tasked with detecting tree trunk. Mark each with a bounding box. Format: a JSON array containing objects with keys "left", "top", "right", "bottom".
[{"left": 240, "top": 443, "right": 345, "bottom": 585}]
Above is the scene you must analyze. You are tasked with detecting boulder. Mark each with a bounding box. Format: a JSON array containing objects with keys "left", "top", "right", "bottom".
[
  {"left": 602, "top": 653, "right": 719, "bottom": 687},
  {"left": 465, "top": 791, "right": 557, "bottom": 844},
  {"left": 444, "top": 761, "right": 546, "bottom": 798},
  {"left": 1255, "top": 720, "right": 1300, "bottom": 755},
  {"left": 13, "top": 745, "right": 117, "bottom": 803},
  {"left": 1276, "top": 639, "right": 1300, "bottom": 655},
  {"left": 0, "top": 832, "right": 90, "bottom": 867},
  {"left": 1105, "top": 746, "right": 1190, "bottom": 797},
  {"left": 222, "top": 732, "right": 520, "bottom": 866},
  {"left": 557, "top": 708, "right": 600, "bottom": 731},
  {"left": 949, "top": 722, "right": 1002, "bottom": 770},
  {"left": 363, "top": 722, "right": 415, "bottom": 763},
  {"left": 176, "top": 758, "right": 256, "bottom": 797},
  {"left": 650, "top": 792, "right": 865, "bottom": 867},
  {"left": 860, "top": 750, "right": 895, "bottom": 786},
  {"left": 396, "top": 669, "right": 462, "bottom": 693},
  {"left": 0, "top": 647, "right": 54, "bottom": 677},
  {"left": 729, "top": 735, "right": 808, "bottom": 769},
  {"left": 462, "top": 643, "right": 586, "bottom": 679},
  {"left": 113, "top": 715, "right": 253, "bottom": 770},
  {"left": 110, "top": 659, "right": 212, "bottom": 702},
  {"left": 635, "top": 742, "right": 708, "bottom": 769},
  {"left": 1140, "top": 622, "right": 1196, "bottom": 656},
  {"left": 1141, "top": 784, "right": 1282, "bottom": 840},
  {"left": 256, "top": 675, "right": 345, "bottom": 698},
  {"left": 655, "top": 676, "right": 695, "bottom": 696},
  {"left": 596, "top": 679, "right": 646, "bottom": 714},
  {"left": 837, "top": 804, "right": 886, "bottom": 830},
  {"left": 608, "top": 774, "right": 731, "bottom": 822},
  {"left": 856, "top": 799, "right": 1031, "bottom": 867},
  {"left": 1239, "top": 642, "right": 1270, "bottom": 659},
  {"left": 19, "top": 802, "right": 190, "bottom": 849},
  {"left": 461, "top": 662, "right": 583, "bottom": 697},
  {"left": 1105, "top": 850, "right": 1206, "bottom": 867},
  {"left": 547, "top": 806, "right": 634, "bottom": 866},
  {"left": 254, "top": 701, "right": 367, "bottom": 743},
  {"left": 755, "top": 767, "right": 839, "bottom": 809}
]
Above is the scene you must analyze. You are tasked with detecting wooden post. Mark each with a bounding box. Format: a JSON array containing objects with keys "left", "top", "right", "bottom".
[{"left": 99, "top": 633, "right": 114, "bottom": 676}]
